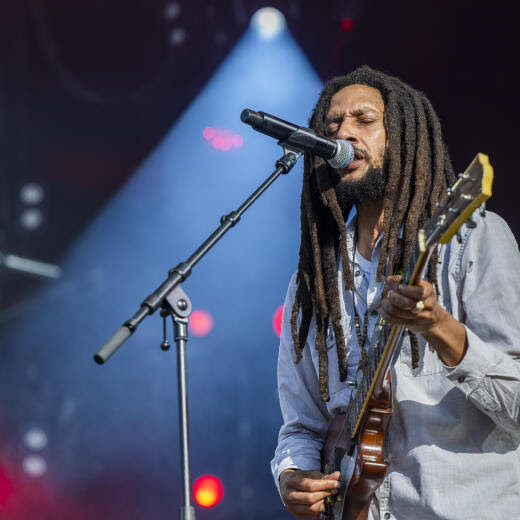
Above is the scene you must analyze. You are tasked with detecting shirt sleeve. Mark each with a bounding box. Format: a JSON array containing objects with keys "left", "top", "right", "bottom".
[
  {"left": 270, "top": 273, "right": 332, "bottom": 495},
  {"left": 444, "top": 211, "right": 520, "bottom": 433}
]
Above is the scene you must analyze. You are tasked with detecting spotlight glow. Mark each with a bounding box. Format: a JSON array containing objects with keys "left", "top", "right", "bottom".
[
  {"left": 251, "top": 7, "right": 286, "bottom": 40},
  {"left": 193, "top": 475, "right": 224, "bottom": 508},
  {"left": 169, "top": 27, "right": 186, "bottom": 46},
  {"left": 340, "top": 17, "right": 355, "bottom": 32},
  {"left": 202, "top": 127, "right": 244, "bottom": 151},
  {"left": 189, "top": 310, "right": 214, "bottom": 337},
  {"left": 20, "top": 183, "right": 45, "bottom": 205},
  {"left": 0, "top": 467, "right": 15, "bottom": 506},
  {"left": 24, "top": 428, "right": 48, "bottom": 451},
  {"left": 22, "top": 455, "right": 47, "bottom": 478},
  {"left": 272, "top": 304, "right": 284, "bottom": 338},
  {"left": 19, "top": 208, "right": 43, "bottom": 230}
]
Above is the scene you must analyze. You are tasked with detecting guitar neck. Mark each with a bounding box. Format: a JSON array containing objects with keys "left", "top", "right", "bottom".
[{"left": 346, "top": 239, "right": 432, "bottom": 440}]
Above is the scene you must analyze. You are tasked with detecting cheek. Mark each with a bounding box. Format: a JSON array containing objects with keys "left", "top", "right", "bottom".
[{"left": 371, "top": 129, "right": 386, "bottom": 165}]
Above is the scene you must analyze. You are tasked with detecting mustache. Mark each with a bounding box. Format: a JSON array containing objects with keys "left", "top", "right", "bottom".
[{"left": 352, "top": 145, "right": 372, "bottom": 163}]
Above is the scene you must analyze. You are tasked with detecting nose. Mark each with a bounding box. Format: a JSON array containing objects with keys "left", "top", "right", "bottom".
[{"left": 337, "top": 120, "right": 359, "bottom": 144}]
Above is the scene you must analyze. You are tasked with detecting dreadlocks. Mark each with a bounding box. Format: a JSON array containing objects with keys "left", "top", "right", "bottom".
[{"left": 290, "top": 66, "right": 457, "bottom": 402}]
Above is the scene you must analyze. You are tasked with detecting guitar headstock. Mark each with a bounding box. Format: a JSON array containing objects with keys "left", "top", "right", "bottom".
[{"left": 423, "top": 153, "right": 493, "bottom": 248}]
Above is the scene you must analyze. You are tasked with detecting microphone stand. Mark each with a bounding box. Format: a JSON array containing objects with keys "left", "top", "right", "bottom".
[{"left": 94, "top": 147, "right": 303, "bottom": 520}]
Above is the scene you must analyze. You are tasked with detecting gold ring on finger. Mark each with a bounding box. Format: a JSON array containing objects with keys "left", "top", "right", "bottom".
[{"left": 411, "top": 300, "right": 425, "bottom": 315}]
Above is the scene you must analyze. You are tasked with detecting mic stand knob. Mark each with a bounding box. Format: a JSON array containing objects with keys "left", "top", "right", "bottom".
[{"left": 160, "top": 308, "right": 171, "bottom": 351}]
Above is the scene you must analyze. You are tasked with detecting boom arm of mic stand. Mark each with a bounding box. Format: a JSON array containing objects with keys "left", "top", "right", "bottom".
[{"left": 93, "top": 149, "right": 302, "bottom": 364}]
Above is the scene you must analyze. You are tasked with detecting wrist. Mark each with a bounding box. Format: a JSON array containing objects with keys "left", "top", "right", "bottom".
[
  {"left": 422, "top": 307, "right": 468, "bottom": 366},
  {"left": 279, "top": 468, "right": 297, "bottom": 483}
]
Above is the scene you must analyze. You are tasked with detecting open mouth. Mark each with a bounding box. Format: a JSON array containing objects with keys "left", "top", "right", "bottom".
[{"left": 346, "top": 149, "right": 366, "bottom": 170}]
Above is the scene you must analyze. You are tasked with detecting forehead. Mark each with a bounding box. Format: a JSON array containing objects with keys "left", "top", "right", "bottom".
[{"left": 327, "top": 84, "right": 384, "bottom": 115}]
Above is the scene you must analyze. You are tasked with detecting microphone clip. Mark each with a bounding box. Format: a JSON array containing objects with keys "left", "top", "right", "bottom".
[
  {"left": 277, "top": 127, "right": 317, "bottom": 155},
  {"left": 276, "top": 146, "right": 303, "bottom": 174}
]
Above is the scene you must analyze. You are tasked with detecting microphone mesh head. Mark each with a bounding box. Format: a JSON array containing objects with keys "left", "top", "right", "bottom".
[{"left": 328, "top": 140, "right": 355, "bottom": 168}]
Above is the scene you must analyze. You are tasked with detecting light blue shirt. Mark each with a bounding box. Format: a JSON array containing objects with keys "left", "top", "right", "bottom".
[{"left": 271, "top": 211, "right": 520, "bottom": 520}]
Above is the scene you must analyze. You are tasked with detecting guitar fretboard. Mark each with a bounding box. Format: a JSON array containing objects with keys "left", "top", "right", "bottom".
[{"left": 345, "top": 240, "right": 422, "bottom": 441}]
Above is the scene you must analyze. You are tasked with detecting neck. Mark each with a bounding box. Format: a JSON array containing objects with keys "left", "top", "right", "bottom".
[{"left": 355, "top": 198, "right": 385, "bottom": 260}]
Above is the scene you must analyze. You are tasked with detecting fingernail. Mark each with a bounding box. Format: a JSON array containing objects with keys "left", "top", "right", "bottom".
[
  {"left": 331, "top": 489, "right": 338, "bottom": 494},
  {"left": 334, "top": 481, "right": 341, "bottom": 488}
]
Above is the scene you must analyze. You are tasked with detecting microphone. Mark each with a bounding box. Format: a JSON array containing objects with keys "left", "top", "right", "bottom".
[{"left": 240, "top": 109, "right": 354, "bottom": 168}]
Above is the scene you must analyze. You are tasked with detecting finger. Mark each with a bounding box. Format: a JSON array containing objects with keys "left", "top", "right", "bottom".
[
  {"left": 387, "top": 290, "right": 422, "bottom": 311},
  {"left": 397, "top": 283, "right": 431, "bottom": 300},
  {"left": 285, "top": 489, "right": 336, "bottom": 505},
  {"left": 386, "top": 274, "right": 403, "bottom": 284},
  {"left": 381, "top": 300, "right": 432, "bottom": 321},
  {"left": 383, "top": 275, "right": 402, "bottom": 296},
  {"left": 297, "top": 477, "right": 341, "bottom": 492},
  {"left": 291, "top": 499, "right": 327, "bottom": 514},
  {"left": 289, "top": 501, "right": 325, "bottom": 518},
  {"left": 322, "top": 471, "right": 341, "bottom": 481}
]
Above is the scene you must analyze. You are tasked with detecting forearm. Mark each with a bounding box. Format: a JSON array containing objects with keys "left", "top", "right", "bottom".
[{"left": 421, "top": 307, "right": 468, "bottom": 367}]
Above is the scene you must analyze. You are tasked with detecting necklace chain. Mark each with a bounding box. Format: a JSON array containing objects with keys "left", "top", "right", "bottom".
[{"left": 352, "top": 231, "right": 369, "bottom": 362}]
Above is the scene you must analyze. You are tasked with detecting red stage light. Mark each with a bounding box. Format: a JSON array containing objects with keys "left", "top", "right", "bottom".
[
  {"left": 272, "top": 304, "right": 284, "bottom": 338},
  {"left": 0, "top": 467, "right": 15, "bottom": 506},
  {"left": 203, "top": 126, "right": 244, "bottom": 151},
  {"left": 203, "top": 127, "right": 216, "bottom": 140},
  {"left": 340, "top": 17, "right": 354, "bottom": 31},
  {"left": 189, "top": 310, "right": 214, "bottom": 337},
  {"left": 193, "top": 475, "right": 224, "bottom": 508},
  {"left": 221, "top": 137, "right": 232, "bottom": 151},
  {"left": 231, "top": 134, "right": 244, "bottom": 148}
]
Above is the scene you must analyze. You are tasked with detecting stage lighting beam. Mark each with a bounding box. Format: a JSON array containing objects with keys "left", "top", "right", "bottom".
[{"left": 251, "top": 7, "right": 286, "bottom": 40}]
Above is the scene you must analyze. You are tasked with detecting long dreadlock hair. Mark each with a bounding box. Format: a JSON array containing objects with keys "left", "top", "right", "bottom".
[{"left": 291, "top": 66, "right": 457, "bottom": 402}]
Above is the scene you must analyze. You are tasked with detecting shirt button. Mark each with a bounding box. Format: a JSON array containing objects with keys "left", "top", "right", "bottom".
[
  {"left": 384, "top": 513, "right": 391, "bottom": 519},
  {"left": 457, "top": 375, "right": 466, "bottom": 383},
  {"left": 355, "top": 270, "right": 361, "bottom": 277}
]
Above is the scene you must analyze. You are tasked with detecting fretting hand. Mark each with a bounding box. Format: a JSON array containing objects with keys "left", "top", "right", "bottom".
[{"left": 380, "top": 275, "right": 468, "bottom": 366}]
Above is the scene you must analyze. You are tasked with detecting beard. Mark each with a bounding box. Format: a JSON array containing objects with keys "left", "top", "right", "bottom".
[{"left": 333, "top": 153, "right": 388, "bottom": 214}]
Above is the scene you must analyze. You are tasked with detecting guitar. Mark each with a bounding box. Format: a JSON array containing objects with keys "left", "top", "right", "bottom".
[{"left": 320, "top": 153, "right": 494, "bottom": 520}]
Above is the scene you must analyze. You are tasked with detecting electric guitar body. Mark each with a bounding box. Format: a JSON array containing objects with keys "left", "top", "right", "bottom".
[{"left": 322, "top": 388, "right": 391, "bottom": 520}]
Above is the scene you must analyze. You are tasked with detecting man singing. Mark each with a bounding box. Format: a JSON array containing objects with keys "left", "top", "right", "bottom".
[{"left": 271, "top": 66, "right": 520, "bottom": 519}]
